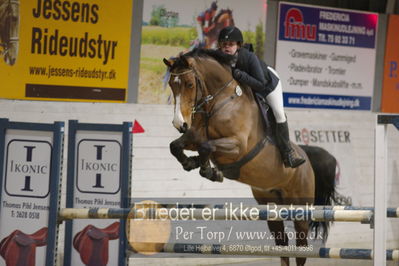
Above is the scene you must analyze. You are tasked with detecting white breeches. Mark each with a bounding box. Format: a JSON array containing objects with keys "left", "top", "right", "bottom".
[
  {"left": 265, "top": 67, "right": 286, "bottom": 123},
  {"left": 196, "top": 23, "right": 204, "bottom": 42}
]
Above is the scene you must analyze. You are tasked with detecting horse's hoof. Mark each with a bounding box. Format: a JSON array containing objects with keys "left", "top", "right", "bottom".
[
  {"left": 182, "top": 156, "right": 200, "bottom": 171},
  {"left": 199, "top": 166, "right": 213, "bottom": 179},
  {"left": 200, "top": 167, "right": 224, "bottom": 182},
  {"left": 212, "top": 169, "right": 224, "bottom": 182}
]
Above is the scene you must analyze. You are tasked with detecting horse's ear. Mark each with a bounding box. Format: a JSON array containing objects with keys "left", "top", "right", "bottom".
[
  {"left": 180, "top": 55, "right": 190, "bottom": 68},
  {"left": 163, "top": 58, "right": 173, "bottom": 68}
]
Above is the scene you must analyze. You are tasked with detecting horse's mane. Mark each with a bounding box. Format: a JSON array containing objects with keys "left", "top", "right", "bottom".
[
  {"left": 172, "top": 48, "right": 234, "bottom": 71},
  {"left": 171, "top": 48, "right": 254, "bottom": 101}
]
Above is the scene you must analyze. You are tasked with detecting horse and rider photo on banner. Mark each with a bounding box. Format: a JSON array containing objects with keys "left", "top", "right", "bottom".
[
  {"left": 139, "top": 0, "right": 267, "bottom": 104},
  {"left": 0, "top": 0, "right": 19, "bottom": 66}
]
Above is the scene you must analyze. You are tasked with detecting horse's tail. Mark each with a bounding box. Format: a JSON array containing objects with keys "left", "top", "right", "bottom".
[{"left": 299, "top": 145, "right": 338, "bottom": 241}]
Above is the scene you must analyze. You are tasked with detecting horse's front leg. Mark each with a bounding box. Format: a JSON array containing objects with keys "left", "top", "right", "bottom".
[
  {"left": 170, "top": 133, "right": 200, "bottom": 171},
  {"left": 198, "top": 137, "right": 244, "bottom": 182}
]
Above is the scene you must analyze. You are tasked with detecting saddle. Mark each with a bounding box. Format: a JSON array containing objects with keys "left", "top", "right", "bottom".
[{"left": 254, "top": 92, "right": 276, "bottom": 142}]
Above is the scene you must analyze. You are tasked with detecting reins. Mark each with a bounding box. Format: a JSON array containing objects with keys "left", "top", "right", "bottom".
[
  {"left": 192, "top": 78, "right": 234, "bottom": 115},
  {"left": 170, "top": 65, "right": 237, "bottom": 140}
]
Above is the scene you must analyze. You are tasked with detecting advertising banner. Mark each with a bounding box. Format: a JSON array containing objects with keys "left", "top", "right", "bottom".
[
  {"left": 381, "top": 15, "right": 399, "bottom": 113},
  {"left": 0, "top": 0, "right": 132, "bottom": 102},
  {"left": 276, "top": 2, "right": 378, "bottom": 110},
  {"left": 139, "top": 0, "right": 267, "bottom": 104},
  {"left": 292, "top": 125, "right": 354, "bottom": 203},
  {"left": 63, "top": 120, "right": 132, "bottom": 266},
  {"left": 0, "top": 119, "right": 63, "bottom": 266}
]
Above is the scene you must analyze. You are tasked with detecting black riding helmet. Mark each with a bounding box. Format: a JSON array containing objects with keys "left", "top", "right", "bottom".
[{"left": 218, "top": 26, "right": 243, "bottom": 44}]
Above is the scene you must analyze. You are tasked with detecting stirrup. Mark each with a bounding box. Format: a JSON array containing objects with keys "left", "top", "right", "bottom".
[{"left": 283, "top": 150, "right": 305, "bottom": 168}]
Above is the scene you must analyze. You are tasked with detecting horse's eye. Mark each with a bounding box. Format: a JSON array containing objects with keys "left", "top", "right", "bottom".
[{"left": 187, "top": 83, "right": 194, "bottom": 88}]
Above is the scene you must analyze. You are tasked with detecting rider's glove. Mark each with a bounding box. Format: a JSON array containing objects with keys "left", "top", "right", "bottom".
[{"left": 233, "top": 69, "right": 242, "bottom": 81}]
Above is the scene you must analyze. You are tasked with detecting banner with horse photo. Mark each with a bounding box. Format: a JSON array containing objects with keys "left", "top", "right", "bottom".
[
  {"left": 139, "top": 0, "right": 267, "bottom": 104},
  {"left": 0, "top": 0, "right": 132, "bottom": 102}
]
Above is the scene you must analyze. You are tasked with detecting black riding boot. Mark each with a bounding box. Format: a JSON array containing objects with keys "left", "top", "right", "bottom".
[{"left": 275, "top": 121, "right": 305, "bottom": 168}]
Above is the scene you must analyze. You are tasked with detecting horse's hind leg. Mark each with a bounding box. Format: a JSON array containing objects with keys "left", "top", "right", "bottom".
[
  {"left": 252, "top": 188, "right": 290, "bottom": 266},
  {"left": 268, "top": 221, "right": 290, "bottom": 266},
  {"left": 294, "top": 221, "right": 309, "bottom": 266}
]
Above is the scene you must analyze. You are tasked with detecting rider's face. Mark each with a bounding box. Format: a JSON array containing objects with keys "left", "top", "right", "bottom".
[{"left": 219, "top": 41, "right": 239, "bottom": 55}]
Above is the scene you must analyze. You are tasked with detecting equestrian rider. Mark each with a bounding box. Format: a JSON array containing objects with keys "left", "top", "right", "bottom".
[
  {"left": 196, "top": 1, "right": 218, "bottom": 46},
  {"left": 217, "top": 26, "right": 305, "bottom": 168}
]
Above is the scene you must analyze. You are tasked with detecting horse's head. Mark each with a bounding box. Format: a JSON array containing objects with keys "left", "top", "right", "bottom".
[
  {"left": 0, "top": 0, "right": 19, "bottom": 65},
  {"left": 163, "top": 55, "right": 199, "bottom": 133},
  {"left": 164, "top": 50, "right": 236, "bottom": 133}
]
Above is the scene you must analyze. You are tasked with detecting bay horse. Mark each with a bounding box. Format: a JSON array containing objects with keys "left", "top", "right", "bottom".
[
  {"left": 163, "top": 49, "right": 338, "bottom": 266},
  {"left": 204, "top": 9, "right": 234, "bottom": 49},
  {"left": 0, "top": 0, "right": 19, "bottom": 65}
]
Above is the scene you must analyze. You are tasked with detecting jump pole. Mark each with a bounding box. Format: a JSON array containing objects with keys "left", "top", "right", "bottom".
[
  {"left": 374, "top": 115, "right": 399, "bottom": 266},
  {"left": 59, "top": 207, "right": 375, "bottom": 223},
  {"left": 156, "top": 243, "right": 399, "bottom": 261},
  {"left": 59, "top": 206, "right": 399, "bottom": 221},
  {"left": 147, "top": 203, "right": 399, "bottom": 217}
]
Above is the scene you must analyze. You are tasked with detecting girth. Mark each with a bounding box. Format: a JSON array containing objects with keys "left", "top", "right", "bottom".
[{"left": 217, "top": 137, "right": 270, "bottom": 180}]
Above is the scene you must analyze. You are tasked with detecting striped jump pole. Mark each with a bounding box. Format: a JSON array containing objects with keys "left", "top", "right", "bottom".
[
  {"left": 274, "top": 205, "right": 399, "bottom": 218},
  {"left": 152, "top": 203, "right": 399, "bottom": 218},
  {"left": 59, "top": 207, "right": 374, "bottom": 223},
  {"left": 149, "top": 243, "right": 399, "bottom": 261}
]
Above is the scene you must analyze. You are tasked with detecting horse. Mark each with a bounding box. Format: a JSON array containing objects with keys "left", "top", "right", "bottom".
[
  {"left": 0, "top": 0, "right": 19, "bottom": 65},
  {"left": 204, "top": 9, "right": 234, "bottom": 49},
  {"left": 163, "top": 49, "right": 339, "bottom": 266}
]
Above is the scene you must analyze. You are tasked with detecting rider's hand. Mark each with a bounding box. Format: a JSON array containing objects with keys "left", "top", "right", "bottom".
[{"left": 233, "top": 69, "right": 242, "bottom": 80}]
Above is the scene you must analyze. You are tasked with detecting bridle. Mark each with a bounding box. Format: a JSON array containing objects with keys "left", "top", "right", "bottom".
[
  {"left": 169, "top": 65, "right": 238, "bottom": 138},
  {"left": 169, "top": 67, "right": 235, "bottom": 119}
]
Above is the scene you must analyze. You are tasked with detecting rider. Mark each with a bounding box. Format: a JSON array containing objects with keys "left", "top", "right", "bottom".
[
  {"left": 217, "top": 26, "right": 305, "bottom": 168},
  {"left": 196, "top": 1, "right": 218, "bottom": 47}
]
